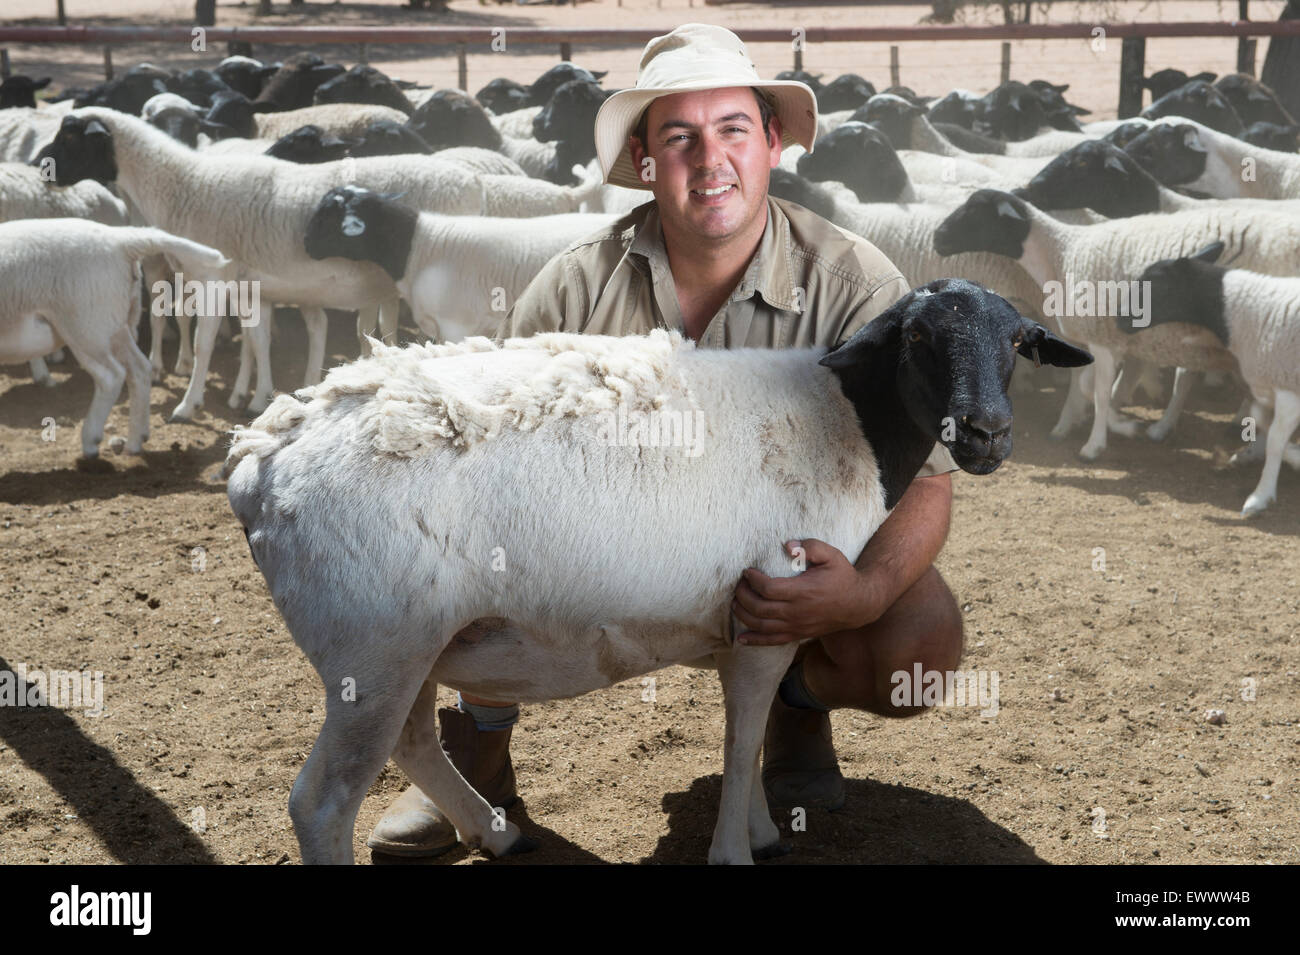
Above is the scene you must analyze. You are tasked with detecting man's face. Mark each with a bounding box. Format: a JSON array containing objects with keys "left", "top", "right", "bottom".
[{"left": 629, "top": 87, "right": 783, "bottom": 244}]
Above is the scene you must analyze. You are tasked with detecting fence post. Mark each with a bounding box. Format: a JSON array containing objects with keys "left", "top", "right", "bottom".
[
  {"left": 889, "top": 45, "right": 899, "bottom": 88},
  {"left": 103, "top": 46, "right": 114, "bottom": 81},
  {"left": 1000, "top": 41, "right": 1011, "bottom": 84},
  {"left": 358, "top": 43, "right": 368, "bottom": 65},
  {"left": 57, "top": 0, "right": 67, "bottom": 26},
  {"left": 1118, "top": 36, "right": 1145, "bottom": 118},
  {"left": 457, "top": 42, "right": 467, "bottom": 93},
  {"left": 794, "top": 44, "right": 802, "bottom": 73},
  {"left": 0, "top": 49, "right": 10, "bottom": 79},
  {"left": 560, "top": 41, "right": 571, "bottom": 62},
  {"left": 1237, "top": 1, "right": 1254, "bottom": 75}
]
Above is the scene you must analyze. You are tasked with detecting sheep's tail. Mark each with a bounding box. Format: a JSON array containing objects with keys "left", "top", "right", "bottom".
[{"left": 119, "top": 227, "right": 232, "bottom": 279}]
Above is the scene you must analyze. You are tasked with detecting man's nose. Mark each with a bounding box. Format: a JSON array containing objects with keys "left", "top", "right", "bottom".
[{"left": 692, "top": 129, "right": 726, "bottom": 172}]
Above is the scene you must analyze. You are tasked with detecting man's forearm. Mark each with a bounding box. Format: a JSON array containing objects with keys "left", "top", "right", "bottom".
[{"left": 853, "top": 473, "right": 952, "bottom": 624}]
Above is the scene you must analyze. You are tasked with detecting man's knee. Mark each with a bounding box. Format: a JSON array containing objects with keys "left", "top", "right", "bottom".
[{"left": 808, "top": 566, "right": 964, "bottom": 717}]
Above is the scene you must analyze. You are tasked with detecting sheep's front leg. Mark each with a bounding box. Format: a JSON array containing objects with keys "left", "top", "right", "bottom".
[
  {"left": 389, "top": 676, "right": 531, "bottom": 859},
  {"left": 709, "top": 643, "right": 799, "bottom": 864},
  {"left": 175, "top": 312, "right": 194, "bottom": 376},
  {"left": 1080, "top": 345, "right": 1118, "bottom": 460},
  {"left": 169, "top": 312, "right": 220, "bottom": 421},
  {"left": 1243, "top": 388, "right": 1300, "bottom": 517},
  {"left": 29, "top": 357, "right": 53, "bottom": 387},
  {"left": 378, "top": 297, "right": 400, "bottom": 346},
  {"left": 301, "top": 307, "right": 327, "bottom": 387},
  {"left": 1050, "top": 366, "right": 1090, "bottom": 439},
  {"left": 356, "top": 306, "right": 378, "bottom": 358}
]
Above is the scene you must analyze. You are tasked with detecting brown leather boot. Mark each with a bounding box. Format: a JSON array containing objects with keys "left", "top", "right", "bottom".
[
  {"left": 761, "top": 693, "right": 845, "bottom": 811},
  {"left": 367, "top": 706, "right": 518, "bottom": 858}
]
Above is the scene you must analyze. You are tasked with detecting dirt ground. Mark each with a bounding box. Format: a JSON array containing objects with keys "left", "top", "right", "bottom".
[{"left": 1, "top": 1, "right": 1297, "bottom": 866}]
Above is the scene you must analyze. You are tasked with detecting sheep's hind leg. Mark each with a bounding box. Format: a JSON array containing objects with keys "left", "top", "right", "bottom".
[
  {"left": 169, "top": 313, "right": 220, "bottom": 421},
  {"left": 1147, "top": 367, "right": 1197, "bottom": 442},
  {"left": 1050, "top": 366, "right": 1091, "bottom": 440},
  {"left": 710, "top": 644, "right": 799, "bottom": 864},
  {"left": 389, "top": 675, "right": 531, "bottom": 859},
  {"left": 1079, "top": 345, "right": 1118, "bottom": 460},
  {"left": 289, "top": 645, "right": 443, "bottom": 865}
]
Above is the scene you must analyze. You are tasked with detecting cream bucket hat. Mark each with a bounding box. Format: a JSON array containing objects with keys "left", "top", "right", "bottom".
[{"left": 594, "top": 23, "right": 818, "bottom": 190}]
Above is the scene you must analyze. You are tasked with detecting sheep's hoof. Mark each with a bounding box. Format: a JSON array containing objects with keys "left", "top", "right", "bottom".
[
  {"left": 1108, "top": 418, "right": 1142, "bottom": 438},
  {"left": 752, "top": 840, "right": 792, "bottom": 861},
  {"left": 1077, "top": 443, "right": 1104, "bottom": 461},
  {"left": 227, "top": 392, "right": 248, "bottom": 410},
  {"left": 36, "top": 377, "right": 55, "bottom": 389},
  {"left": 1146, "top": 422, "right": 1172, "bottom": 442},
  {"left": 496, "top": 834, "right": 538, "bottom": 857},
  {"left": 1241, "top": 495, "right": 1272, "bottom": 518},
  {"left": 1047, "top": 425, "right": 1072, "bottom": 442},
  {"left": 168, "top": 404, "right": 199, "bottom": 423},
  {"left": 175, "top": 358, "right": 194, "bottom": 376},
  {"left": 1229, "top": 447, "right": 1262, "bottom": 467}
]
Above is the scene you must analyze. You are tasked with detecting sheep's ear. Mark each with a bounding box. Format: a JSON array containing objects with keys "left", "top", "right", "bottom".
[
  {"left": 84, "top": 119, "right": 110, "bottom": 138},
  {"left": 1181, "top": 127, "right": 1207, "bottom": 153},
  {"left": 819, "top": 294, "right": 911, "bottom": 369},
  {"left": 1191, "top": 240, "right": 1225, "bottom": 263},
  {"left": 34, "top": 77, "right": 52, "bottom": 90},
  {"left": 995, "top": 198, "right": 1025, "bottom": 220},
  {"left": 1016, "top": 320, "right": 1093, "bottom": 367},
  {"left": 1103, "top": 153, "right": 1128, "bottom": 174}
]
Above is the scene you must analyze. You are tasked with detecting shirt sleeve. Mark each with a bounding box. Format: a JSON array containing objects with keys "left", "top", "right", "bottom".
[{"left": 497, "top": 251, "right": 582, "bottom": 340}]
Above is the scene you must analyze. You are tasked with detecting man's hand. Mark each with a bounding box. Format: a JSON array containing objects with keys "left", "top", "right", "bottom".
[{"left": 732, "top": 539, "right": 878, "bottom": 646}]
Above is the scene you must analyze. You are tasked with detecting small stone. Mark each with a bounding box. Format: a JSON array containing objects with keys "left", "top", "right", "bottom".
[
  {"left": 1204, "top": 709, "right": 1227, "bottom": 726},
  {"left": 108, "top": 436, "right": 126, "bottom": 454},
  {"left": 1049, "top": 688, "right": 1066, "bottom": 702}
]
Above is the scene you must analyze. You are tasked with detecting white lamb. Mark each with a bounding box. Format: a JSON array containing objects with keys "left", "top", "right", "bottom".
[
  {"left": 489, "top": 105, "right": 542, "bottom": 139},
  {"left": 304, "top": 185, "right": 615, "bottom": 343},
  {"left": 0, "top": 107, "right": 62, "bottom": 162},
  {"left": 0, "top": 218, "right": 227, "bottom": 458},
  {"left": 223, "top": 278, "right": 1091, "bottom": 864},
  {"left": 1131, "top": 242, "right": 1300, "bottom": 516},
  {"left": 252, "top": 103, "right": 410, "bottom": 141}
]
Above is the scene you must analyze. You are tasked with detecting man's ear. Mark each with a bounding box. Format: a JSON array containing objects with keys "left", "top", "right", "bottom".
[
  {"left": 1016, "top": 319, "right": 1094, "bottom": 367},
  {"left": 819, "top": 290, "right": 913, "bottom": 369}
]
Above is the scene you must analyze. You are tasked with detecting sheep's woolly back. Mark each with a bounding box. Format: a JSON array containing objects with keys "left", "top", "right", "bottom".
[{"left": 226, "top": 330, "right": 693, "bottom": 471}]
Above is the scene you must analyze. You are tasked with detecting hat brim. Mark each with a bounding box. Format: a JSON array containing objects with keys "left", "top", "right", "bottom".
[{"left": 594, "top": 80, "right": 818, "bottom": 191}]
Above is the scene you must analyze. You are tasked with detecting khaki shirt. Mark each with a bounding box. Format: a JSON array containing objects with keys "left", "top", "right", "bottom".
[{"left": 500, "top": 195, "right": 957, "bottom": 478}]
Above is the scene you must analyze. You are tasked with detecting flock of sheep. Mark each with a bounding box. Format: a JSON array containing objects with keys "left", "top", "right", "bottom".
[{"left": 1, "top": 55, "right": 1297, "bottom": 516}]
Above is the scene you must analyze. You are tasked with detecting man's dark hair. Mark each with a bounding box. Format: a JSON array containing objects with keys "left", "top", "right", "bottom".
[{"left": 630, "top": 87, "right": 777, "bottom": 151}]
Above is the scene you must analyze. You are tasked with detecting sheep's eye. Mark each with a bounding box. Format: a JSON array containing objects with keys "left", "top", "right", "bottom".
[{"left": 909, "top": 331, "right": 922, "bottom": 343}]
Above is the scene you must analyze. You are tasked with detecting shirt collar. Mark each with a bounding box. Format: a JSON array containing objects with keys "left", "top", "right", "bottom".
[{"left": 626, "top": 196, "right": 803, "bottom": 314}]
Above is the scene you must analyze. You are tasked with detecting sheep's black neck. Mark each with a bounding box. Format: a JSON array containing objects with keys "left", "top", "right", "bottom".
[
  {"left": 371, "top": 205, "right": 418, "bottom": 282},
  {"left": 828, "top": 341, "right": 942, "bottom": 511}
]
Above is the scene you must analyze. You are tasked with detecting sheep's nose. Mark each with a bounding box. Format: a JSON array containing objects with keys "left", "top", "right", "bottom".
[{"left": 962, "top": 412, "right": 1012, "bottom": 442}]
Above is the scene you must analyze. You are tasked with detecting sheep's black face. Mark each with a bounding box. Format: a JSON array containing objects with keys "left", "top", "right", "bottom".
[
  {"left": 0, "top": 75, "right": 51, "bottom": 110},
  {"left": 822, "top": 279, "right": 1093, "bottom": 486},
  {"left": 1102, "top": 121, "right": 1151, "bottom": 150},
  {"left": 206, "top": 90, "right": 256, "bottom": 139},
  {"left": 1242, "top": 121, "right": 1300, "bottom": 153},
  {"left": 148, "top": 107, "right": 201, "bottom": 148},
  {"left": 37, "top": 115, "right": 118, "bottom": 186},
  {"left": 266, "top": 124, "right": 352, "bottom": 164},
  {"left": 1017, "top": 140, "right": 1158, "bottom": 218},
  {"left": 167, "top": 69, "right": 229, "bottom": 108},
  {"left": 215, "top": 60, "right": 278, "bottom": 100},
  {"left": 408, "top": 90, "right": 501, "bottom": 151},
  {"left": 1142, "top": 81, "right": 1243, "bottom": 136},
  {"left": 1216, "top": 75, "right": 1291, "bottom": 127},
  {"left": 767, "top": 169, "right": 838, "bottom": 222},
  {"left": 304, "top": 186, "right": 415, "bottom": 282},
  {"left": 846, "top": 95, "right": 923, "bottom": 151},
  {"left": 314, "top": 66, "right": 413, "bottom": 116},
  {"left": 1122, "top": 124, "right": 1207, "bottom": 186},
  {"left": 927, "top": 91, "right": 981, "bottom": 130},
  {"left": 1126, "top": 242, "right": 1229, "bottom": 344},
  {"left": 351, "top": 120, "right": 431, "bottom": 158},
  {"left": 476, "top": 78, "right": 531, "bottom": 116},
  {"left": 933, "top": 190, "right": 1031, "bottom": 259},
  {"left": 528, "top": 63, "right": 605, "bottom": 108},
  {"left": 797, "top": 123, "right": 909, "bottom": 203},
  {"left": 977, "top": 82, "right": 1047, "bottom": 141},
  {"left": 816, "top": 74, "right": 876, "bottom": 113},
  {"left": 533, "top": 80, "right": 608, "bottom": 152}
]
